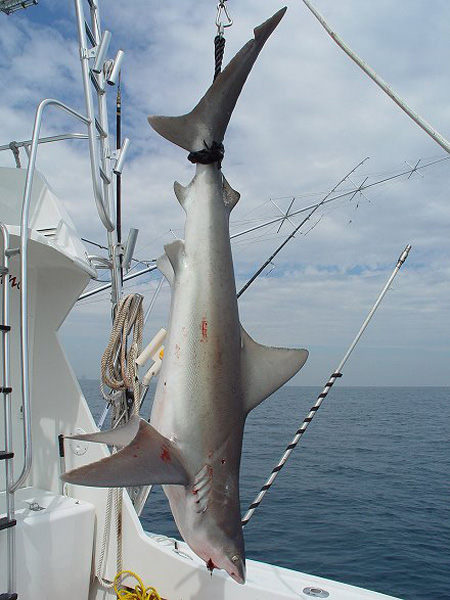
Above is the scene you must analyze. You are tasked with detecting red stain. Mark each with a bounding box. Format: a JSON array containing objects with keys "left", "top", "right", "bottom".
[
  {"left": 201, "top": 318, "right": 208, "bottom": 341},
  {"left": 160, "top": 446, "right": 171, "bottom": 462},
  {"left": 206, "top": 558, "right": 216, "bottom": 572}
]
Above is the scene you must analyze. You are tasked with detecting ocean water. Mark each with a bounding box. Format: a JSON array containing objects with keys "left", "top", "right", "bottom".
[{"left": 80, "top": 382, "right": 449, "bottom": 600}]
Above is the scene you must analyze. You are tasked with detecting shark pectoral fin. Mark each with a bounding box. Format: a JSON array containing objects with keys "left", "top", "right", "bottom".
[
  {"left": 164, "top": 239, "right": 186, "bottom": 276},
  {"left": 240, "top": 326, "right": 308, "bottom": 414},
  {"left": 157, "top": 252, "right": 175, "bottom": 286},
  {"left": 148, "top": 8, "right": 287, "bottom": 152},
  {"left": 223, "top": 176, "right": 240, "bottom": 212},
  {"left": 61, "top": 419, "right": 189, "bottom": 488},
  {"left": 65, "top": 414, "right": 140, "bottom": 449}
]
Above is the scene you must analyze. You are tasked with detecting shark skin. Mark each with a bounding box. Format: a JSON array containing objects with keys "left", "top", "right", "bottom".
[{"left": 62, "top": 7, "right": 308, "bottom": 584}]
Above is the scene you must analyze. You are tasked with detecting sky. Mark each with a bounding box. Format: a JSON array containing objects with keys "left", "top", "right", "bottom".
[{"left": 0, "top": 0, "right": 449, "bottom": 386}]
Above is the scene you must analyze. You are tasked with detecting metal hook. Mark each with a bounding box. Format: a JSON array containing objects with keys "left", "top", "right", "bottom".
[{"left": 216, "top": 1, "right": 233, "bottom": 36}]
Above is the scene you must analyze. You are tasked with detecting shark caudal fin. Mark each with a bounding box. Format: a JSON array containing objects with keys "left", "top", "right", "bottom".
[
  {"left": 148, "top": 7, "right": 287, "bottom": 153},
  {"left": 61, "top": 418, "right": 189, "bottom": 488},
  {"left": 240, "top": 326, "right": 308, "bottom": 414}
]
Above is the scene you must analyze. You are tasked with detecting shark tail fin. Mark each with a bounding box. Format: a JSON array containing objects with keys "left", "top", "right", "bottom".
[{"left": 148, "top": 7, "right": 287, "bottom": 154}]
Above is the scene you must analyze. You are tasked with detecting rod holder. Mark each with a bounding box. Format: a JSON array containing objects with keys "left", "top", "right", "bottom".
[
  {"left": 106, "top": 49, "right": 124, "bottom": 86},
  {"left": 122, "top": 227, "right": 139, "bottom": 272},
  {"left": 136, "top": 328, "right": 167, "bottom": 367},
  {"left": 113, "top": 137, "right": 130, "bottom": 175},
  {"left": 92, "top": 30, "right": 111, "bottom": 74}
]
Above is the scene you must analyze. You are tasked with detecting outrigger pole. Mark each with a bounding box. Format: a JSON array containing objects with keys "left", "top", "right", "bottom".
[
  {"left": 237, "top": 156, "right": 370, "bottom": 298},
  {"left": 301, "top": 0, "right": 450, "bottom": 156},
  {"left": 241, "top": 243, "right": 411, "bottom": 527}
]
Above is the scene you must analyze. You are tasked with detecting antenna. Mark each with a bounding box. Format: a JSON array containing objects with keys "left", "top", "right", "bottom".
[{"left": 242, "top": 244, "right": 412, "bottom": 527}]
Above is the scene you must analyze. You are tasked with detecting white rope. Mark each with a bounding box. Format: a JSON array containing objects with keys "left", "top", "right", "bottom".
[
  {"left": 95, "top": 488, "right": 124, "bottom": 588},
  {"left": 95, "top": 293, "right": 143, "bottom": 588},
  {"left": 100, "top": 294, "right": 144, "bottom": 416}
]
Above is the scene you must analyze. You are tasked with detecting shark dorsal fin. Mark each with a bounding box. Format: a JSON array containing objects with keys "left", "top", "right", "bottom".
[
  {"left": 223, "top": 176, "right": 240, "bottom": 212},
  {"left": 240, "top": 326, "right": 308, "bottom": 414}
]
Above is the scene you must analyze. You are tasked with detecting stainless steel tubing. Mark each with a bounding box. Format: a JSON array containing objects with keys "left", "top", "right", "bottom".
[
  {"left": 74, "top": 0, "right": 115, "bottom": 233},
  {"left": 10, "top": 97, "right": 92, "bottom": 492}
]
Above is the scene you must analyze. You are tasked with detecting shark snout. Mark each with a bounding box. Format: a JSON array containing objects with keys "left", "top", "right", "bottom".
[
  {"left": 228, "top": 553, "right": 246, "bottom": 584},
  {"left": 205, "top": 552, "right": 246, "bottom": 584}
]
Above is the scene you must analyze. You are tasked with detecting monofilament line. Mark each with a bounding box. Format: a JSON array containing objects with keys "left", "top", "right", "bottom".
[{"left": 242, "top": 244, "right": 411, "bottom": 527}]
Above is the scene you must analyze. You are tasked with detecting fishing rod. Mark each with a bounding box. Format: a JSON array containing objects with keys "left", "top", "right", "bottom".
[
  {"left": 241, "top": 243, "right": 411, "bottom": 527},
  {"left": 237, "top": 156, "right": 369, "bottom": 298},
  {"left": 301, "top": 0, "right": 450, "bottom": 156}
]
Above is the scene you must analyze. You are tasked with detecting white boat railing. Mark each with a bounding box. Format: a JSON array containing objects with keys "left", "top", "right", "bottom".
[{"left": 6, "top": 0, "right": 128, "bottom": 492}]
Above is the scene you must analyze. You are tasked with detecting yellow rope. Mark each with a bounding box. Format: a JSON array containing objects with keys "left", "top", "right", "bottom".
[{"left": 114, "top": 570, "right": 161, "bottom": 600}]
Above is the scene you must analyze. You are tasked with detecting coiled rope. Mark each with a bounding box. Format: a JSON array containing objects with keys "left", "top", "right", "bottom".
[
  {"left": 96, "top": 294, "right": 143, "bottom": 589},
  {"left": 101, "top": 293, "right": 144, "bottom": 416},
  {"left": 114, "top": 570, "right": 161, "bottom": 600}
]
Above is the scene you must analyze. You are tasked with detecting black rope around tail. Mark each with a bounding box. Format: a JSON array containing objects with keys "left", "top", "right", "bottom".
[
  {"left": 214, "top": 34, "right": 226, "bottom": 80},
  {"left": 188, "top": 141, "right": 225, "bottom": 169}
]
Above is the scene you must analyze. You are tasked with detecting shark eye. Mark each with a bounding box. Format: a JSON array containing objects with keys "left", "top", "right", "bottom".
[{"left": 231, "top": 554, "right": 241, "bottom": 563}]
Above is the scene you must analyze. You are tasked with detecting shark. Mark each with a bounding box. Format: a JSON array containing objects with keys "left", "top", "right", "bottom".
[{"left": 62, "top": 6, "right": 308, "bottom": 584}]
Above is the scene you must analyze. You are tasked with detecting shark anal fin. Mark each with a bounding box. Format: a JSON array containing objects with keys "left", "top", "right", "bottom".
[
  {"left": 148, "top": 8, "right": 287, "bottom": 153},
  {"left": 62, "top": 419, "right": 189, "bottom": 488},
  {"left": 240, "top": 326, "right": 308, "bottom": 414},
  {"left": 65, "top": 414, "right": 140, "bottom": 449},
  {"left": 174, "top": 181, "right": 189, "bottom": 210}
]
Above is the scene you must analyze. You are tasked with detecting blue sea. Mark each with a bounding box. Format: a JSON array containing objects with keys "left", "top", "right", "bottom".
[{"left": 80, "top": 382, "right": 449, "bottom": 600}]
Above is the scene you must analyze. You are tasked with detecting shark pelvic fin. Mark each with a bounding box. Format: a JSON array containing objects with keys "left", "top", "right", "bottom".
[
  {"left": 62, "top": 418, "right": 189, "bottom": 488},
  {"left": 157, "top": 252, "right": 175, "bottom": 286},
  {"left": 223, "top": 176, "right": 240, "bottom": 212},
  {"left": 65, "top": 415, "right": 140, "bottom": 449},
  {"left": 148, "top": 7, "right": 287, "bottom": 153},
  {"left": 240, "top": 326, "right": 308, "bottom": 414},
  {"left": 164, "top": 239, "right": 186, "bottom": 275}
]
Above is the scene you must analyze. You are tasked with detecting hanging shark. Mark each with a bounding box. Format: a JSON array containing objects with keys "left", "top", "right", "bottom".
[{"left": 63, "top": 6, "right": 308, "bottom": 584}]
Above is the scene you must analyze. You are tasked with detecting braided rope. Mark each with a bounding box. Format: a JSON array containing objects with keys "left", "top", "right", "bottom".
[
  {"left": 214, "top": 34, "right": 226, "bottom": 81},
  {"left": 100, "top": 294, "right": 144, "bottom": 416},
  {"left": 95, "top": 488, "right": 124, "bottom": 589}
]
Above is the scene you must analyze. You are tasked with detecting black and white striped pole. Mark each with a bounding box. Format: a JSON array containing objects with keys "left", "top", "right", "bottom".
[{"left": 242, "top": 243, "right": 412, "bottom": 527}]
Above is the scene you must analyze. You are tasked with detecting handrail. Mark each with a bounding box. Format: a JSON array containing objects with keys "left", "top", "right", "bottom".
[
  {"left": 0, "top": 132, "right": 91, "bottom": 153},
  {"left": 0, "top": 223, "right": 16, "bottom": 592},
  {"left": 9, "top": 97, "right": 113, "bottom": 492}
]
